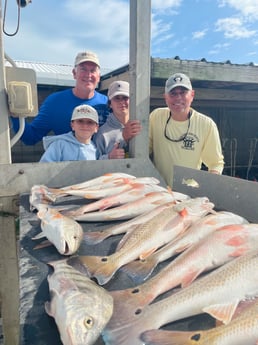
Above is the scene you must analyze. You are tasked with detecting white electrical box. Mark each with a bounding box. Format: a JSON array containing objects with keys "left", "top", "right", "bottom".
[
  {"left": 7, "top": 81, "right": 34, "bottom": 116},
  {"left": 5, "top": 66, "right": 38, "bottom": 117}
]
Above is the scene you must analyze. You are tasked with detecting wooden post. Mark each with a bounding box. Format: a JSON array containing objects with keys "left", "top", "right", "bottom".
[{"left": 129, "top": 0, "right": 151, "bottom": 159}]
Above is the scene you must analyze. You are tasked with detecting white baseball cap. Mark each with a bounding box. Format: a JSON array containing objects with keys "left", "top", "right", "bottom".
[
  {"left": 108, "top": 81, "right": 129, "bottom": 100},
  {"left": 71, "top": 104, "right": 98, "bottom": 124},
  {"left": 74, "top": 51, "right": 100, "bottom": 67}
]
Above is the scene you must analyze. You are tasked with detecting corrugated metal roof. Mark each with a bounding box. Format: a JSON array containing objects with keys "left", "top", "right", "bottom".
[{"left": 5, "top": 60, "right": 113, "bottom": 87}]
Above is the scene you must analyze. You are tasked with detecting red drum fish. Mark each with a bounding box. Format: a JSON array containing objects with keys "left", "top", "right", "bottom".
[
  {"left": 141, "top": 297, "right": 258, "bottom": 345},
  {"left": 64, "top": 182, "right": 168, "bottom": 217},
  {"left": 49, "top": 176, "right": 160, "bottom": 199},
  {"left": 45, "top": 260, "right": 113, "bottom": 345},
  {"left": 102, "top": 250, "right": 258, "bottom": 345},
  {"left": 74, "top": 197, "right": 214, "bottom": 285},
  {"left": 83, "top": 201, "right": 182, "bottom": 245},
  {"left": 110, "top": 223, "right": 258, "bottom": 325},
  {"left": 29, "top": 184, "right": 57, "bottom": 211},
  {"left": 72, "top": 190, "right": 176, "bottom": 222},
  {"left": 52, "top": 172, "right": 136, "bottom": 191},
  {"left": 123, "top": 211, "right": 249, "bottom": 282},
  {"left": 33, "top": 207, "right": 83, "bottom": 255}
]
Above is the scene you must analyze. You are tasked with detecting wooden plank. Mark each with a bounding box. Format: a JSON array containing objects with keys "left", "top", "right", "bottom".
[
  {"left": 99, "top": 71, "right": 129, "bottom": 91},
  {"left": 151, "top": 58, "right": 258, "bottom": 84},
  {"left": 150, "top": 85, "right": 258, "bottom": 102}
]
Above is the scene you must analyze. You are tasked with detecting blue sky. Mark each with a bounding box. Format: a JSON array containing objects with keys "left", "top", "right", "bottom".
[{"left": 3, "top": 0, "right": 258, "bottom": 70}]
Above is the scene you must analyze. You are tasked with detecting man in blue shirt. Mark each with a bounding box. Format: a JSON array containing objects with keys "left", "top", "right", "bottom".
[{"left": 11, "top": 51, "right": 109, "bottom": 145}]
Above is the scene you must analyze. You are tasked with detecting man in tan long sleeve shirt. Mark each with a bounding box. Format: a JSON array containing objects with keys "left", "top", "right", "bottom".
[{"left": 149, "top": 72, "right": 224, "bottom": 187}]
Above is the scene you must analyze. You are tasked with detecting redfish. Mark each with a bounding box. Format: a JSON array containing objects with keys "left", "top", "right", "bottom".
[
  {"left": 33, "top": 207, "right": 83, "bottom": 255},
  {"left": 49, "top": 175, "right": 160, "bottom": 199},
  {"left": 29, "top": 184, "right": 57, "bottom": 211},
  {"left": 141, "top": 298, "right": 258, "bottom": 345},
  {"left": 123, "top": 211, "right": 248, "bottom": 282},
  {"left": 45, "top": 260, "right": 113, "bottom": 345},
  {"left": 83, "top": 201, "right": 181, "bottom": 245},
  {"left": 74, "top": 197, "right": 214, "bottom": 285},
  {"left": 64, "top": 182, "right": 168, "bottom": 217},
  {"left": 110, "top": 223, "right": 258, "bottom": 325},
  {"left": 72, "top": 190, "right": 176, "bottom": 222},
  {"left": 52, "top": 172, "right": 136, "bottom": 191},
  {"left": 102, "top": 250, "right": 258, "bottom": 345}
]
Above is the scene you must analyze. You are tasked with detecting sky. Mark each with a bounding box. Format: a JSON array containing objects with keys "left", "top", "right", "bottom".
[{"left": 2, "top": 0, "right": 258, "bottom": 71}]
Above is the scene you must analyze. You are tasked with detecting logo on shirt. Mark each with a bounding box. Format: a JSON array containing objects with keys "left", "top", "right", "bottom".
[{"left": 181, "top": 133, "right": 198, "bottom": 150}]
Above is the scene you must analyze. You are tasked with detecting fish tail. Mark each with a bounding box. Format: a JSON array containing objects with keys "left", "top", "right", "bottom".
[
  {"left": 78, "top": 255, "right": 118, "bottom": 285},
  {"left": 103, "top": 307, "right": 158, "bottom": 345},
  {"left": 110, "top": 285, "right": 154, "bottom": 316},
  {"left": 141, "top": 329, "right": 201, "bottom": 345},
  {"left": 122, "top": 256, "right": 158, "bottom": 283}
]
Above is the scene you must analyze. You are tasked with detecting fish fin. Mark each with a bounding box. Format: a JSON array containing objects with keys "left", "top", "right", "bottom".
[
  {"left": 99, "top": 203, "right": 114, "bottom": 211},
  {"left": 45, "top": 301, "right": 54, "bottom": 317},
  {"left": 175, "top": 242, "right": 192, "bottom": 253},
  {"left": 122, "top": 256, "right": 158, "bottom": 283},
  {"left": 203, "top": 300, "right": 239, "bottom": 324},
  {"left": 141, "top": 329, "right": 196, "bottom": 345},
  {"left": 52, "top": 212, "right": 64, "bottom": 220},
  {"left": 31, "top": 231, "right": 46, "bottom": 240},
  {"left": 139, "top": 247, "right": 157, "bottom": 260},
  {"left": 45, "top": 288, "right": 59, "bottom": 316},
  {"left": 33, "top": 239, "right": 52, "bottom": 250},
  {"left": 37, "top": 209, "right": 47, "bottom": 220},
  {"left": 116, "top": 229, "right": 134, "bottom": 251},
  {"left": 181, "top": 269, "right": 204, "bottom": 288},
  {"left": 59, "top": 277, "right": 78, "bottom": 291},
  {"left": 179, "top": 207, "right": 188, "bottom": 217},
  {"left": 83, "top": 231, "right": 111, "bottom": 245}
]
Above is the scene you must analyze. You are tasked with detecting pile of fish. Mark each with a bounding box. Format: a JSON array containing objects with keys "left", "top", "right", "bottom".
[{"left": 28, "top": 172, "right": 258, "bottom": 345}]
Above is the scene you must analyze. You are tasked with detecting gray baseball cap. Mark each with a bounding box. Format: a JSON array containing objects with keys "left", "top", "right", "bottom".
[{"left": 165, "top": 73, "right": 192, "bottom": 93}]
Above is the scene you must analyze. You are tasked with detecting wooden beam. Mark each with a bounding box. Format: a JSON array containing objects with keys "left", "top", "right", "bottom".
[
  {"left": 150, "top": 85, "right": 258, "bottom": 102},
  {"left": 151, "top": 58, "right": 258, "bottom": 84},
  {"left": 129, "top": 0, "right": 151, "bottom": 159}
]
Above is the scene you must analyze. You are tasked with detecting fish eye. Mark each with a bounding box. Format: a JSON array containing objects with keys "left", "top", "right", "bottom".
[{"left": 84, "top": 317, "right": 94, "bottom": 329}]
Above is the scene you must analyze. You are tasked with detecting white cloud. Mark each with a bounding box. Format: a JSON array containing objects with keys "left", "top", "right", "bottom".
[
  {"left": 192, "top": 29, "right": 208, "bottom": 39},
  {"left": 208, "top": 42, "right": 231, "bottom": 56},
  {"left": 4, "top": 0, "right": 130, "bottom": 69},
  {"left": 215, "top": 17, "right": 256, "bottom": 38},
  {"left": 152, "top": 0, "right": 182, "bottom": 11},
  {"left": 218, "top": 0, "right": 258, "bottom": 20}
]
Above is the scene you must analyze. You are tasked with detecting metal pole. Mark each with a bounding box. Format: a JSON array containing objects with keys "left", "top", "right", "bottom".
[
  {"left": 129, "top": 0, "right": 151, "bottom": 159},
  {"left": 0, "top": 1, "right": 12, "bottom": 164}
]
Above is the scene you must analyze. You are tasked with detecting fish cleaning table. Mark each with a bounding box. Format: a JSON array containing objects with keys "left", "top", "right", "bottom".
[{"left": 19, "top": 191, "right": 215, "bottom": 345}]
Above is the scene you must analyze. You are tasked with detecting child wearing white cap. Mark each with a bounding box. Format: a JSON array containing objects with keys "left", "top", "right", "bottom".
[{"left": 40, "top": 104, "right": 99, "bottom": 162}]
